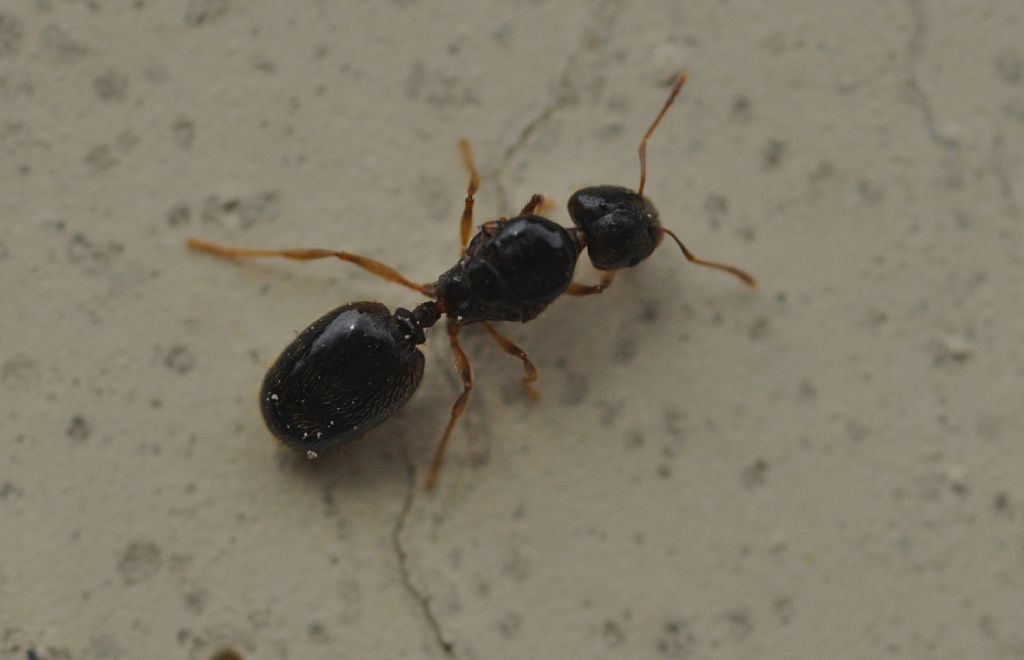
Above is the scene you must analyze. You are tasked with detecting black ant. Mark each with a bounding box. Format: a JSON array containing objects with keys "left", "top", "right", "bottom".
[{"left": 187, "top": 73, "right": 754, "bottom": 490}]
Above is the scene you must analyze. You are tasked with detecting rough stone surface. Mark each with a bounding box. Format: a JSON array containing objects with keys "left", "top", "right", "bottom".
[{"left": 3, "top": 1, "right": 1023, "bottom": 658}]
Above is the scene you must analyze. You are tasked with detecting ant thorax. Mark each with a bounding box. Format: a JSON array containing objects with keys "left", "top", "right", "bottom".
[{"left": 433, "top": 215, "right": 581, "bottom": 324}]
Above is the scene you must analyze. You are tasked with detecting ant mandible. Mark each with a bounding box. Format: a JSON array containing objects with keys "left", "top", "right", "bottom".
[{"left": 187, "top": 72, "right": 755, "bottom": 490}]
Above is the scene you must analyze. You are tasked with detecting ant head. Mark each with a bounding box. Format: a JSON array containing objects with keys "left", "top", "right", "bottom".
[
  {"left": 568, "top": 72, "right": 757, "bottom": 288},
  {"left": 567, "top": 73, "right": 687, "bottom": 272},
  {"left": 568, "top": 185, "right": 660, "bottom": 270}
]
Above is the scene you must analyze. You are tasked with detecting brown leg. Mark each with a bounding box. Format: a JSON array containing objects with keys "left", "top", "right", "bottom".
[
  {"left": 458, "top": 139, "right": 481, "bottom": 250},
  {"left": 533, "top": 195, "right": 555, "bottom": 216},
  {"left": 186, "top": 238, "right": 432, "bottom": 295},
  {"left": 638, "top": 72, "right": 688, "bottom": 196},
  {"left": 483, "top": 322, "right": 539, "bottom": 400},
  {"left": 519, "top": 194, "right": 546, "bottom": 216},
  {"left": 658, "top": 228, "right": 757, "bottom": 287},
  {"left": 425, "top": 321, "right": 474, "bottom": 491},
  {"left": 566, "top": 270, "right": 617, "bottom": 296}
]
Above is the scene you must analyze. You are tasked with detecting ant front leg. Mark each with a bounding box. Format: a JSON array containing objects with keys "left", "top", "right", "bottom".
[
  {"left": 186, "top": 238, "right": 433, "bottom": 295},
  {"left": 458, "top": 138, "right": 481, "bottom": 251},
  {"left": 483, "top": 322, "right": 539, "bottom": 400},
  {"left": 566, "top": 270, "right": 616, "bottom": 296},
  {"left": 519, "top": 194, "right": 552, "bottom": 217},
  {"left": 425, "top": 320, "right": 474, "bottom": 491}
]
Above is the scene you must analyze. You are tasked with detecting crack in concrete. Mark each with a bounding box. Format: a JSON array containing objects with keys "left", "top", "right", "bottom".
[
  {"left": 492, "top": 0, "right": 624, "bottom": 214},
  {"left": 904, "top": 0, "right": 959, "bottom": 151},
  {"left": 391, "top": 451, "right": 455, "bottom": 657}
]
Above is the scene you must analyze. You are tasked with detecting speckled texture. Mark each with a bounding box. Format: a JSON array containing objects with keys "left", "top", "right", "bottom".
[{"left": 2, "top": 1, "right": 1023, "bottom": 659}]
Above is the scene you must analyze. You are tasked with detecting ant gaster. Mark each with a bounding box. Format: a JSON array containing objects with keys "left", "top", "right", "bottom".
[{"left": 187, "top": 73, "right": 754, "bottom": 490}]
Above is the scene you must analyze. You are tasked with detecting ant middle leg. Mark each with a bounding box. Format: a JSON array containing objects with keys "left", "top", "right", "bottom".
[
  {"left": 425, "top": 320, "right": 474, "bottom": 491},
  {"left": 186, "top": 238, "right": 432, "bottom": 295},
  {"left": 566, "top": 270, "right": 617, "bottom": 296},
  {"left": 483, "top": 322, "right": 539, "bottom": 400},
  {"left": 458, "top": 138, "right": 481, "bottom": 251}
]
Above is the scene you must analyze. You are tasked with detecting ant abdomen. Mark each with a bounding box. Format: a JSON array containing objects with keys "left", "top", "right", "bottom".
[
  {"left": 568, "top": 185, "right": 660, "bottom": 270},
  {"left": 260, "top": 301, "right": 434, "bottom": 455}
]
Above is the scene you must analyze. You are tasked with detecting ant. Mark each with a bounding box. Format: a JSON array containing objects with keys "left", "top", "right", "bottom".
[{"left": 187, "top": 73, "right": 754, "bottom": 490}]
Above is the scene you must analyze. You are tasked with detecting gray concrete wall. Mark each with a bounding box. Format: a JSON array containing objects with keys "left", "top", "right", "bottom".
[{"left": 2, "top": 1, "right": 1022, "bottom": 658}]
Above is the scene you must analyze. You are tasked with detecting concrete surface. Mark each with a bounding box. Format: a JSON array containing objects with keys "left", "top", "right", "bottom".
[{"left": 2, "top": 1, "right": 1023, "bottom": 658}]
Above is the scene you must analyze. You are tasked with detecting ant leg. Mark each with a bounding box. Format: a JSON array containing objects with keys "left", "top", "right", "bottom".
[
  {"left": 519, "top": 194, "right": 547, "bottom": 216},
  {"left": 638, "top": 72, "right": 688, "bottom": 196},
  {"left": 658, "top": 228, "right": 757, "bottom": 287},
  {"left": 533, "top": 195, "right": 555, "bottom": 215},
  {"left": 186, "top": 238, "right": 432, "bottom": 295},
  {"left": 483, "top": 322, "right": 539, "bottom": 400},
  {"left": 458, "top": 139, "right": 481, "bottom": 250},
  {"left": 425, "top": 321, "right": 474, "bottom": 491},
  {"left": 566, "top": 271, "right": 617, "bottom": 296}
]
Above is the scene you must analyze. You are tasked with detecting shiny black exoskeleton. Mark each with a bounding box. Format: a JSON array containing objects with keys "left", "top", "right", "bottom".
[
  {"left": 434, "top": 214, "right": 581, "bottom": 323},
  {"left": 568, "top": 185, "right": 660, "bottom": 270},
  {"left": 188, "top": 71, "right": 754, "bottom": 489},
  {"left": 260, "top": 301, "right": 440, "bottom": 455}
]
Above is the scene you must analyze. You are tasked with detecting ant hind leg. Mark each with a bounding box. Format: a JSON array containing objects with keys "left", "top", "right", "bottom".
[
  {"left": 186, "top": 238, "right": 432, "bottom": 295},
  {"left": 425, "top": 321, "right": 474, "bottom": 491}
]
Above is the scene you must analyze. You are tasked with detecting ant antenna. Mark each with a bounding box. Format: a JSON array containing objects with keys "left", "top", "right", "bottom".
[
  {"left": 638, "top": 72, "right": 688, "bottom": 196},
  {"left": 658, "top": 227, "right": 757, "bottom": 288}
]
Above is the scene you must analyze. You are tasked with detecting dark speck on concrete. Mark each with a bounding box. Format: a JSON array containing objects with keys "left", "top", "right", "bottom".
[
  {"left": 992, "top": 491, "right": 1011, "bottom": 517},
  {"left": 117, "top": 541, "right": 163, "bottom": 584},
  {"left": 307, "top": 622, "right": 328, "bottom": 643},
  {"left": 93, "top": 70, "right": 129, "bottom": 101},
  {"left": 0, "top": 482, "right": 23, "bottom": 499},
  {"left": 84, "top": 144, "right": 117, "bottom": 171},
  {"left": 656, "top": 620, "right": 696, "bottom": 658},
  {"left": 183, "top": 588, "right": 208, "bottom": 614},
  {"left": 497, "top": 611, "right": 522, "bottom": 639},
  {"left": 845, "top": 419, "right": 868, "bottom": 443},
  {"left": 614, "top": 335, "right": 638, "bottom": 363},
  {"left": 164, "top": 345, "right": 197, "bottom": 373},
  {"left": 2, "top": 353, "right": 37, "bottom": 384},
  {"left": 41, "top": 25, "right": 89, "bottom": 62},
  {"left": 638, "top": 299, "right": 659, "bottom": 323},
  {"left": 722, "top": 608, "right": 754, "bottom": 640},
  {"left": 0, "top": 13, "right": 23, "bottom": 57},
  {"left": 704, "top": 193, "right": 728, "bottom": 229},
  {"left": 559, "top": 370, "right": 589, "bottom": 406},
  {"left": 624, "top": 431, "right": 644, "bottom": 449},
  {"left": 773, "top": 596, "right": 794, "bottom": 624},
  {"left": 796, "top": 379, "right": 817, "bottom": 401},
  {"left": 731, "top": 95, "right": 752, "bottom": 122},
  {"left": 184, "top": 0, "right": 228, "bottom": 26},
  {"left": 994, "top": 49, "right": 1022, "bottom": 85},
  {"left": 67, "top": 415, "right": 91, "bottom": 442},
  {"left": 597, "top": 399, "right": 625, "bottom": 426},
  {"left": 761, "top": 138, "right": 786, "bottom": 170},
  {"left": 739, "top": 459, "right": 768, "bottom": 488},
  {"left": 748, "top": 316, "right": 769, "bottom": 341},
  {"left": 172, "top": 116, "right": 195, "bottom": 149},
  {"left": 166, "top": 203, "right": 191, "bottom": 226},
  {"left": 201, "top": 191, "right": 280, "bottom": 228},
  {"left": 67, "top": 233, "right": 123, "bottom": 271},
  {"left": 602, "top": 619, "right": 626, "bottom": 647}
]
